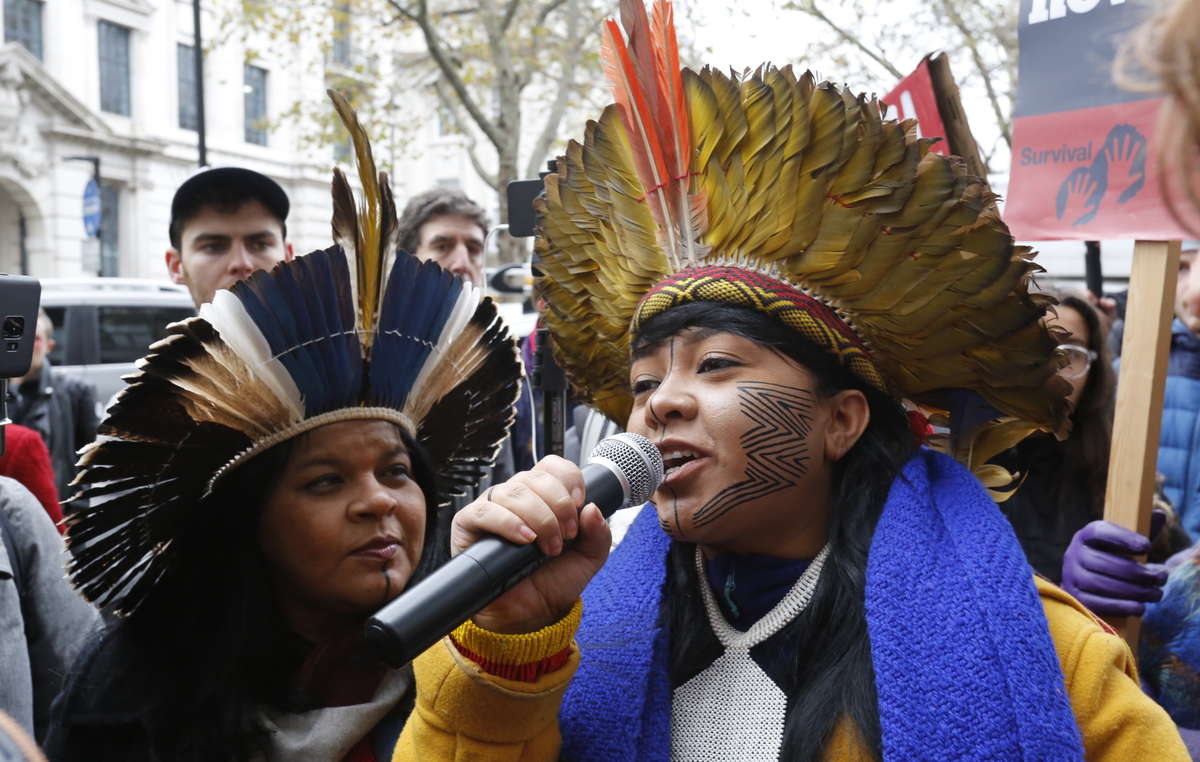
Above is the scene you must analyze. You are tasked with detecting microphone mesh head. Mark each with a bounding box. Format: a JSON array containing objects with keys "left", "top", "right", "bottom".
[{"left": 588, "top": 432, "right": 664, "bottom": 506}]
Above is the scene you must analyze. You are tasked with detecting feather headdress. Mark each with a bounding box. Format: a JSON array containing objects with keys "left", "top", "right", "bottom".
[
  {"left": 65, "top": 91, "right": 521, "bottom": 614},
  {"left": 536, "top": 0, "right": 1069, "bottom": 446}
]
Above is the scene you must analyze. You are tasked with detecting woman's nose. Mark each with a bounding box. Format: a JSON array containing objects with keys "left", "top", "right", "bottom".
[
  {"left": 349, "top": 477, "right": 397, "bottom": 519},
  {"left": 644, "top": 375, "right": 697, "bottom": 428}
]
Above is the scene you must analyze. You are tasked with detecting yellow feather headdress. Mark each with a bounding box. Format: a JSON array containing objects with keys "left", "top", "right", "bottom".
[{"left": 535, "top": 0, "right": 1069, "bottom": 449}]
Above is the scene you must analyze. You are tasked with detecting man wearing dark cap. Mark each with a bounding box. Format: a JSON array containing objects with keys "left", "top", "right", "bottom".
[{"left": 165, "top": 167, "right": 293, "bottom": 308}]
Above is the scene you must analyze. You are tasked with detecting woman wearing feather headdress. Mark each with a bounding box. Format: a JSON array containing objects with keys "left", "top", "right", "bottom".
[
  {"left": 391, "top": 2, "right": 1188, "bottom": 760},
  {"left": 42, "top": 94, "right": 521, "bottom": 762}
]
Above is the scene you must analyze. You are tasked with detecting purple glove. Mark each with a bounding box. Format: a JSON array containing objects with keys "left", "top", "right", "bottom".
[{"left": 1061, "top": 518, "right": 1168, "bottom": 617}]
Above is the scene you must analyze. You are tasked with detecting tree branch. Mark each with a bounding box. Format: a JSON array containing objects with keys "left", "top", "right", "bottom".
[
  {"left": 433, "top": 82, "right": 500, "bottom": 189},
  {"left": 794, "top": 0, "right": 903, "bottom": 79},
  {"left": 387, "top": 0, "right": 506, "bottom": 150},
  {"left": 536, "top": 0, "right": 570, "bottom": 26},
  {"left": 501, "top": 0, "right": 522, "bottom": 32},
  {"left": 526, "top": 0, "right": 583, "bottom": 177},
  {"left": 936, "top": 0, "right": 1011, "bottom": 148},
  {"left": 387, "top": 0, "right": 419, "bottom": 23}
]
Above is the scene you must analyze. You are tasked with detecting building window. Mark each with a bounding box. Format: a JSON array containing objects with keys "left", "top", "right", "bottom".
[
  {"left": 100, "top": 183, "right": 119, "bottom": 276},
  {"left": 98, "top": 21, "right": 131, "bottom": 116},
  {"left": 4, "top": 0, "right": 43, "bottom": 59},
  {"left": 244, "top": 64, "right": 268, "bottom": 145},
  {"left": 332, "top": 0, "right": 351, "bottom": 66},
  {"left": 177, "top": 43, "right": 199, "bottom": 130}
]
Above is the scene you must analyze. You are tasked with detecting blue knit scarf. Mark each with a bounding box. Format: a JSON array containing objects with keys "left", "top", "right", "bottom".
[{"left": 560, "top": 449, "right": 1084, "bottom": 761}]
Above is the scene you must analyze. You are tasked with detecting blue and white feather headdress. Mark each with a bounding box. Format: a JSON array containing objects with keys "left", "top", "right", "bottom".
[{"left": 66, "top": 92, "right": 522, "bottom": 614}]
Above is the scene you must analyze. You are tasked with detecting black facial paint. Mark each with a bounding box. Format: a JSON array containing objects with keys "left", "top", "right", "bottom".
[
  {"left": 380, "top": 565, "right": 393, "bottom": 607},
  {"left": 690, "top": 381, "right": 815, "bottom": 528},
  {"left": 648, "top": 337, "right": 679, "bottom": 532}
]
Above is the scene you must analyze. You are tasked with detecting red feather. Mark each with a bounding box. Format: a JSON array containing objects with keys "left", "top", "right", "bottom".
[
  {"left": 601, "top": 0, "right": 698, "bottom": 266},
  {"left": 601, "top": 19, "right": 672, "bottom": 228}
]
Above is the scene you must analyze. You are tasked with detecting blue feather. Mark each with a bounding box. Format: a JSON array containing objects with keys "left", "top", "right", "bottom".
[
  {"left": 238, "top": 270, "right": 326, "bottom": 413},
  {"left": 369, "top": 256, "right": 462, "bottom": 409},
  {"left": 232, "top": 272, "right": 288, "bottom": 351},
  {"left": 368, "top": 254, "right": 423, "bottom": 408},
  {"left": 277, "top": 262, "right": 345, "bottom": 413},
  {"left": 296, "top": 250, "right": 359, "bottom": 410},
  {"left": 323, "top": 247, "right": 364, "bottom": 398}
]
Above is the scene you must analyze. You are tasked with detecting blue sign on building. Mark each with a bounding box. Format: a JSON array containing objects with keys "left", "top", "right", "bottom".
[{"left": 83, "top": 179, "right": 101, "bottom": 238}]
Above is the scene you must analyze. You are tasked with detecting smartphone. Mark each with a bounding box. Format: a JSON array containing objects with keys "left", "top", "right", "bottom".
[
  {"left": 506, "top": 178, "right": 545, "bottom": 238},
  {"left": 0, "top": 275, "right": 41, "bottom": 380}
]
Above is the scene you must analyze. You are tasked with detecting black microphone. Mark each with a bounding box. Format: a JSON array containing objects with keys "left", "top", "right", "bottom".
[{"left": 364, "top": 432, "right": 664, "bottom": 667}]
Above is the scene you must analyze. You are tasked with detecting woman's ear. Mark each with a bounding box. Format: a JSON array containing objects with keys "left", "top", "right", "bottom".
[{"left": 823, "top": 389, "right": 870, "bottom": 462}]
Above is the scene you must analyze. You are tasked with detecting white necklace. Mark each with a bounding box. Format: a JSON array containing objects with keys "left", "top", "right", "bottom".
[{"left": 670, "top": 542, "right": 831, "bottom": 761}]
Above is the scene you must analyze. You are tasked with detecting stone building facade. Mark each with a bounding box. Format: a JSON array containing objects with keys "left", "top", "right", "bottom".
[{"left": 0, "top": 0, "right": 492, "bottom": 279}]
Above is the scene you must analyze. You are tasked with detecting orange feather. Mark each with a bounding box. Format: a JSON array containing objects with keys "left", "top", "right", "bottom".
[{"left": 601, "top": 18, "right": 676, "bottom": 258}]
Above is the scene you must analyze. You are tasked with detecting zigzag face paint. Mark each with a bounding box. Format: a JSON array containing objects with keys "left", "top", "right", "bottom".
[
  {"left": 690, "top": 381, "right": 814, "bottom": 528},
  {"left": 628, "top": 329, "right": 828, "bottom": 548}
]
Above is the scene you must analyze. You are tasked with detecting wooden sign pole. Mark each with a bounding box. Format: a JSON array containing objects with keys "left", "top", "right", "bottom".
[{"left": 1102, "top": 239, "right": 1181, "bottom": 648}]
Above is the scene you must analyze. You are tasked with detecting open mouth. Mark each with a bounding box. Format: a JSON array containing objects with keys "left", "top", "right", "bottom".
[{"left": 662, "top": 449, "right": 701, "bottom": 478}]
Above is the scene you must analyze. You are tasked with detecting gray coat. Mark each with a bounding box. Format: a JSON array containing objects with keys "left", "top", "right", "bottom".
[{"left": 0, "top": 477, "right": 100, "bottom": 741}]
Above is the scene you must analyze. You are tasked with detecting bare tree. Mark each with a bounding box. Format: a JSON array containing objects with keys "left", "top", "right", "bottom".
[
  {"left": 786, "top": 0, "right": 1017, "bottom": 170},
  {"left": 218, "top": 0, "right": 610, "bottom": 262}
]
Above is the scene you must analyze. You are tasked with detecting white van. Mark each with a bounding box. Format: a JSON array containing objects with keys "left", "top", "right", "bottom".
[{"left": 39, "top": 279, "right": 195, "bottom": 405}]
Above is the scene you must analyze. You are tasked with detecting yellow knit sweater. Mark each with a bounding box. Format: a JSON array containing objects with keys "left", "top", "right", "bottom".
[{"left": 393, "top": 577, "right": 1188, "bottom": 761}]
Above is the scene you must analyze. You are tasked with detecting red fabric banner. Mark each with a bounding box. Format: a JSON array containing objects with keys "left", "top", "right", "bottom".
[{"left": 881, "top": 59, "right": 948, "bottom": 156}]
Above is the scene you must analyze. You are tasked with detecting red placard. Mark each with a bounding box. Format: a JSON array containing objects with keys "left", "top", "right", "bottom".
[
  {"left": 881, "top": 59, "right": 949, "bottom": 156},
  {"left": 1005, "top": 0, "right": 1192, "bottom": 240},
  {"left": 1007, "top": 99, "right": 1185, "bottom": 240}
]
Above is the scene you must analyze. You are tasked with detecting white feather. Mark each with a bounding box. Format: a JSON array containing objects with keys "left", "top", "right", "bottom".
[
  {"left": 343, "top": 246, "right": 363, "bottom": 342},
  {"left": 200, "top": 291, "right": 305, "bottom": 421}
]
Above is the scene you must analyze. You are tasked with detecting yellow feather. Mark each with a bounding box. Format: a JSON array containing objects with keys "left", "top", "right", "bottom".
[
  {"left": 532, "top": 8, "right": 1069, "bottom": 440},
  {"left": 328, "top": 90, "right": 385, "bottom": 348}
]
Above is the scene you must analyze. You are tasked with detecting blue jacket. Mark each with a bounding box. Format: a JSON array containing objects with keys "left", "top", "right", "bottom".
[{"left": 1157, "top": 320, "right": 1200, "bottom": 539}]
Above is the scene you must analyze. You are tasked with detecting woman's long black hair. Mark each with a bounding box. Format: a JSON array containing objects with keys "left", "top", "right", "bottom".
[
  {"left": 633, "top": 302, "right": 917, "bottom": 762},
  {"left": 119, "top": 424, "right": 445, "bottom": 762},
  {"left": 1047, "top": 290, "right": 1115, "bottom": 518}
]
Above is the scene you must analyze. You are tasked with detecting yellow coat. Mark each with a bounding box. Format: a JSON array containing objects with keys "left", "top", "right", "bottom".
[{"left": 394, "top": 577, "right": 1188, "bottom": 761}]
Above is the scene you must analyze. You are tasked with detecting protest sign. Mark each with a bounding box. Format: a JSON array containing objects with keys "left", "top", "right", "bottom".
[{"left": 1006, "top": 0, "right": 1189, "bottom": 240}]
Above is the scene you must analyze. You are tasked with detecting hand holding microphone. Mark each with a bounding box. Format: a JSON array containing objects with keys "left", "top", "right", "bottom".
[
  {"left": 366, "top": 433, "right": 663, "bottom": 665},
  {"left": 454, "top": 454, "right": 611, "bottom": 636}
]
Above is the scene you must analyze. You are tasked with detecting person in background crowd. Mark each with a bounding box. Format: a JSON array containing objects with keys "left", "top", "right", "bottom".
[
  {"left": 396, "top": 189, "right": 488, "bottom": 288},
  {"left": 164, "top": 167, "right": 294, "bottom": 309},
  {"left": 1061, "top": 242, "right": 1200, "bottom": 619},
  {"left": 44, "top": 100, "right": 521, "bottom": 762},
  {"left": 5, "top": 310, "right": 97, "bottom": 513},
  {"left": 0, "top": 424, "right": 61, "bottom": 529},
  {"left": 1152, "top": 240, "right": 1200, "bottom": 534},
  {"left": 996, "top": 288, "right": 1189, "bottom": 589},
  {"left": 398, "top": 188, "right": 528, "bottom": 483},
  {"left": 0, "top": 476, "right": 99, "bottom": 743},
  {"left": 1054, "top": 285, "right": 1194, "bottom": 618},
  {"left": 394, "top": 4, "right": 1187, "bottom": 759},
  {"left": 993, "top": 290, "right": 1117, "bottom": 581}
]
